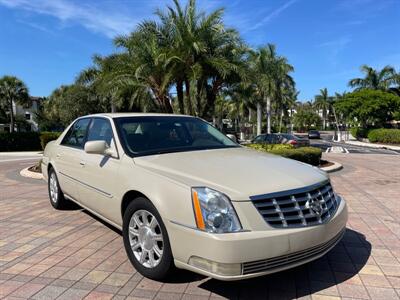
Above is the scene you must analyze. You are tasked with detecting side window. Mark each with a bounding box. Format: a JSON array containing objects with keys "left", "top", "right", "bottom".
[
  {"left": 254, "top": 135, "right": 264, "bottom": 143},
  {"left": 265, "top": 134, "right": 273, "bottom": 143},
  {"left": 61, "top": 118, "right": 91, "bottom": 148},
  {"left": 87, "top": 118, "right": 115, "bottom": 148},
  {"left": 271, "top": 135, "right": 280, "bottom": 144}
]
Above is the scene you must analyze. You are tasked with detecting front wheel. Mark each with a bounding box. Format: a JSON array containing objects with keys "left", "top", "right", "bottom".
[
  {"left": 48, "top": 168, "right": 67, "bottom": 209},
  {"left": 122, "top": 197, "right": 175, "bottom": 280}
]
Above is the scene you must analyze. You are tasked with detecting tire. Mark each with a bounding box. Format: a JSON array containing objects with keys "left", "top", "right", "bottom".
[
  {"left": 123, "top": 197, "right": 175, "bottom": 280},
  {"left": 48, "top": 168, "right": 67, "bottom": 209}
]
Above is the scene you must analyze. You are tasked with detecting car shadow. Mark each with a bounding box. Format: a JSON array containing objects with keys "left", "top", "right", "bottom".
[
  {"left": 197, "top": 228, "right": 371, "bottom": 299},
  {"left": 76, "top": 207, "right": 371, "bottom": 296}
]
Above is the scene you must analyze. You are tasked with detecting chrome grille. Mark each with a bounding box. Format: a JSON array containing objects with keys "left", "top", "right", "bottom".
[
  {"left": 242, "top": 229, "right": 345, "bottom": 275},
  {"left": 250, "top": 181, "right": 340, "bottom": 228}
]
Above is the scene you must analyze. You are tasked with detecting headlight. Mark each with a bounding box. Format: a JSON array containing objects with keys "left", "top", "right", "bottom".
[{"left": 191, "top": 187, "right": 242, "bottom": 233}]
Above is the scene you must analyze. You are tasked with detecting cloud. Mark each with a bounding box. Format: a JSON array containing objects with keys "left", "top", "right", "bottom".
[
  {"left": 248, "top": 0, "right": 298, "bottom": 31},
  {"left": 0, "top": 0, "right": 140, "bottom": 38},
  {"left": 318, "top": 36, "right": 352, "bottom": 49},
  {"left": 317, "top": 36, "right": 352, "bottom": 66},
  {"left": 16, "top": 18, "right": 55, "bottom": 34}
]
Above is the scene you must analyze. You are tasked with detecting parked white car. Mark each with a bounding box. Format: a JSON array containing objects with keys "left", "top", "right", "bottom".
[{"left": 42, "top": 113, "right": 347, "bottom": 281}]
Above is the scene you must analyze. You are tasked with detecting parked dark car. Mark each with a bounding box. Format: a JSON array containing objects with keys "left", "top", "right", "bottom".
[
  {"left": 308, "top": 130, "right": 321, "bottom": 139},
  {"left": 279, "top": 133, "right": 310, "bottom": 147},
  {"left": 252, "top": 134, "right": 279, "bottom": 144},
  {"left": 252, "top": 133, "right": 309, "bottom": 147}
]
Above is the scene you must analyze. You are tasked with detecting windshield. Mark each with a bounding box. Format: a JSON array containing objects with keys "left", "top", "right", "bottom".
[{"left": 114, "top": 116, "right": 239, "bottom": 156}]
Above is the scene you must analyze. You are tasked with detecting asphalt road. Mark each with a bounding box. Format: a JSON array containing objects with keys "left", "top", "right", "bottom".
[{"left": 310, "top": 135, "right": 400, "bottom": 155}]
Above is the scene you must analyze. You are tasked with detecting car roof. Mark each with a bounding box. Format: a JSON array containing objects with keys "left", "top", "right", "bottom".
[{"left": 84, "top": 113, "right": 195, "bottom": 119}]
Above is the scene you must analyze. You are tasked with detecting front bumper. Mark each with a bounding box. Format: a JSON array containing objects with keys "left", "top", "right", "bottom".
[{"left": 168, "top": 197, "right": 347, "bottom": 280}]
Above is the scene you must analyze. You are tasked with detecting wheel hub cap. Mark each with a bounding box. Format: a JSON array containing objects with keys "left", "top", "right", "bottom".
[
  {"left": 128, "top": 209, "right": 164, "bottom": 268},
  {"left": 139, "top": 227, "right": 155, "bottom": 250}
]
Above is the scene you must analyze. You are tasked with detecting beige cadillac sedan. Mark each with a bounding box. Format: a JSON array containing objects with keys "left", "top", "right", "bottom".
[{"left": 42, "top": 113, "right": 347, "bottom": 281}]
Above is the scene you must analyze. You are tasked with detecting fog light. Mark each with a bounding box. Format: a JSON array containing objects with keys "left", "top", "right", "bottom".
[{"left": 188, "top": 256, "right": 242, "bottom": 276}]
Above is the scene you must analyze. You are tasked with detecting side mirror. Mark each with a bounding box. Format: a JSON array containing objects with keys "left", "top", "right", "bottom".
[
  {"left": 84, "top": 140, "right": 114, "bottom": 156},
  {"left": 226, "top": 134, "right": 237, "bottom": 143}
]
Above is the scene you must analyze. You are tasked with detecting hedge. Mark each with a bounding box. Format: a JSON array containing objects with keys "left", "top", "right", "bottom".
[
  {"left": 367, "top": 129, "right": 400, "bottom": 144},
  {"left": 0, "top": 132, "right": 41, "bottom": 151},
  {"left": 0, "top": 131, "right": 62, "bottom": 151},
  {"left": 350, "top": 127, "right": 370, "bottom": 139},
  {"left": 246, "top": 144, "right": 322, "bottom": 166},
  {"left": 40, "top": 132, "right": 61, "bottom": 150}
]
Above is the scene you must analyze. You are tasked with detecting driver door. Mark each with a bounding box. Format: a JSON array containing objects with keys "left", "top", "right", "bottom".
[{"left": 76, "top": 117, "right": 121, "bottom": 221}]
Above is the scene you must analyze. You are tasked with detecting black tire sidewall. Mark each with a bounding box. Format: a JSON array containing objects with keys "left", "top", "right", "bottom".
[{"left": 122, "top": 197, "right": 174, "bottom": 280}]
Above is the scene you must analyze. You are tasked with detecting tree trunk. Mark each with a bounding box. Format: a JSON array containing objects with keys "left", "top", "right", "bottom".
[
  {"left": 9, "top": 99, "right": 14, "bottom": 133},
  {"left": 256, "top": 102, "right": 262, "bottom": 136},
  {"left": 290, "top": 107, "right": 294, "bottom": 133},
  {"left": 248, "top": 108, "right": 252, "bottom": 122},
  {"left": 176, "top": 80, "right": 185, "bottom": 114},
  {"left": 164, "top": 96, "right": 173, "bottom": 113},
  {"left": 184, "top": 78, "right": 193, "bottom": 115},
  {"left": 202, "top": 91, "right": 216, "bottom": 119},
  {"left": 111, "top": 102, "right": 116, "bottom": 113},
  {"left": 196, "top": 79, "right": 204, "bottom": 116},
  {"left": 279, "top": 110, "right": 283, "bottom": 133},
  {"left": 266, "top": 96, "right": 271, "bottom": 134}
]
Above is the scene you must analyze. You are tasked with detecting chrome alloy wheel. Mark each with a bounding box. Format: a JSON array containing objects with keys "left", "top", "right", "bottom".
[
  {"left": 49, "top": 172, "right": 59, "bottom": 204},
  {"left": 129, "top": 210, "right": 164, "bottom": 268}
]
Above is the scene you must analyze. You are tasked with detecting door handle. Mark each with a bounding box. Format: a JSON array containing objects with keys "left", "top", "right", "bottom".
[
  {"left": 79, "top": 161, "right": 86, "bottom": 166},
  {"left": 56, "top": 154, "right": 61, "bottom": 158}
]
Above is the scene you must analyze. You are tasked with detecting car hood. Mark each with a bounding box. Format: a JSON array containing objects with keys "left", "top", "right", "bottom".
[{"left": 133, "top": 147, "right": 328, "bottom": 200}]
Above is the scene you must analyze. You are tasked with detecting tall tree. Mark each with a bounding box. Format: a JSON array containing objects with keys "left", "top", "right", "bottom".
[
  {"left": 314, "top": 88, "right": 333, "bottom": 130},
  {"left": 349, "top": 65, "right": 395, "bottom": 91},
  {"left": 114, "top": 23, "right": 177, "bottom": 113},
  {"left": 0, "top": 76, "right": 29, "bottom": 132},
  {"left": 249, "top": 44, "right": 294, "bottom": 134}
]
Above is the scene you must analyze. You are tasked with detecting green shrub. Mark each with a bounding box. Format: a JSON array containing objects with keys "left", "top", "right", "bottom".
[
  {"left": 40, "top": 132, "right": 61, "bottom": 150},
  {"left": 246, "top": 143, "right": 293, "bottom": 152},
  {"left": 0, "top": 132, "right": 41, "bottom": 151},
  {"left": 246, "top": 144, "right": 322, "bottom": 166},
  {"left": 350, "top": 127, "right": 370, "bottom": 139},
  {"left": 367, "top": 129, "right": 400, "bottom": 144}
]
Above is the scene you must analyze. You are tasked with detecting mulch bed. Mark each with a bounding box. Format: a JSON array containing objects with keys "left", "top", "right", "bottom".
[
  {"left": 28, "top": 160, "right": 42, "bottom": 173},
  {"left": 320, "top": 160, "right": 334, "bottom": 168}
]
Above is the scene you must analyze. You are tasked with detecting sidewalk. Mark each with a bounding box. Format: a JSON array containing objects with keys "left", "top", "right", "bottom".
[
  {"left": 345, "top": 140, "right": 400, "bottom": 150},
  {"left": 0, "top": 151, "right": 43, "bottom": 163},
  {"left": 0, "top": 151, "right": 42, "bottom": 156}
]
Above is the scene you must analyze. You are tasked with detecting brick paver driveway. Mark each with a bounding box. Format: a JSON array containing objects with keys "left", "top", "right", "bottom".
[{"left": 1, "top": 153, "right": 399, "bottom": 300}]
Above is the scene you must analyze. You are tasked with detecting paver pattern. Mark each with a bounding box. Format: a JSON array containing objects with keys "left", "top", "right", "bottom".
[{"left": 0, "top": 153, "right": 399, "bottom": 299}]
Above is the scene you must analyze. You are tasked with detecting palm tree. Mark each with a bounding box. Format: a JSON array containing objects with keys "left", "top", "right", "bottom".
[
  {"left": 349, "top": 65, "right": 395, "bottom": 91},
  {"left": 388, "top": 69, "right": 400, "bottom": 96},
  {"left": 166, "top": 0, "right": 249, "bottom": 117},
  {"left": 314, "top": 88, "right": 333, "bottom": 130},
  {"left": 0, "top": 76, "right": 29, "bottom": 132},
  {"left": 77, "top": 54, "right": 155, "bottom": 113},
  {"left": 249, "top": 44, "right": 294, "bottom": 134},
  {"left": 114, "top": 22, "right": 178, "bottom": 113}
]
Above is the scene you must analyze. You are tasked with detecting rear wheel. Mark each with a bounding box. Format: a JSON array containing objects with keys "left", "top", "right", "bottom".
[
  {"left": 123, "top": 197, "right": 175, "bottom": 280},
  {"left": 48, "top": 168, "right": 67, "bottom": 209}
]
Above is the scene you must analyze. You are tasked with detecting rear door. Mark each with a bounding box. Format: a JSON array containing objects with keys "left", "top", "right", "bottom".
[
  {"left": 76, "top": 117, "right": 121, "bottom": 221},
  {"left": 56, "top": 118, "right": 91, "bottom": 201}
]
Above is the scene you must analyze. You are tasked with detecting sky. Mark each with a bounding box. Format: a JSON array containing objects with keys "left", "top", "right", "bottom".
[{"left": 0, "top": 0, "right": 399, "bottom": 101}]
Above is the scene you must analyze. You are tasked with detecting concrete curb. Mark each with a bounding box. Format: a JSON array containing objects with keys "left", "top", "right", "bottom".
[
  {"left": 345, "top": 140, "right": 400, "bottom": 151},
  {"left": 320, "top": 161, "right": 343, "bottom": 173},
  {"left": 20, "top": 167, "right": 43, "bottom": 180}
]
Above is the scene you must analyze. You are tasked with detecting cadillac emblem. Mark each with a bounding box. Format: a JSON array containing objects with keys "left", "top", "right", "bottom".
[{"left": 305, "top": 196, "right": 324, "bottom": 216}]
